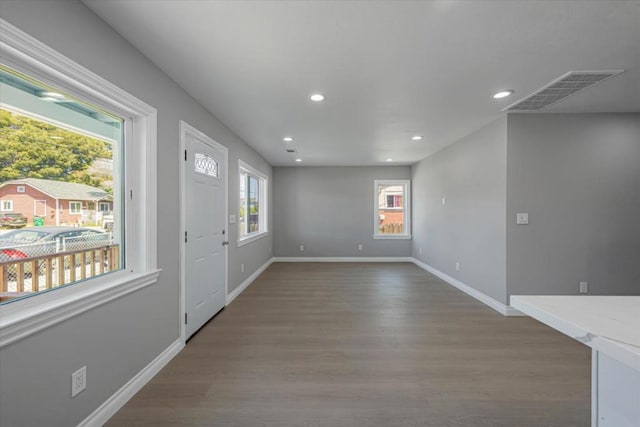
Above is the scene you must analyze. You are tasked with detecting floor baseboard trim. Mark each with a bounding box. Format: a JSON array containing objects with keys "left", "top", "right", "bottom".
[
  {"left": 503, "top": 306, "right": 525, "bottom": 316},
  {"left": 273, "top": 257, "right": 413, "bottom": 262},
  {"left": 226, "top": 258, "right": 274, "bottom": 305},
  {"left": 410, "top": 258, "right": 522, "bottom": 316},
  {"left": 78, "top": 339, "right": 184, "bottom": 427}
]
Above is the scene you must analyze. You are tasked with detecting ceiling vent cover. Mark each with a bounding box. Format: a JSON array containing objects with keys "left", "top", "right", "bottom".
[
  {"left": 504, "top": 70, "right": 624, "bottom": 112},
  {"left": 285, "top": 148, "right": 296, "bottom": 153}
]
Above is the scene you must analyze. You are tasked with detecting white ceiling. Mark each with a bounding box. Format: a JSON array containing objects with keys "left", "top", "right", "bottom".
[{"left": 84, "top": 0, "right": 640, "bottom": 166}]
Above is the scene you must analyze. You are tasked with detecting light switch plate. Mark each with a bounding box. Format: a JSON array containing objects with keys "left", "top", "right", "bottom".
[
  {"left": 229, "top": 214, "right": 236, "bottom": 224},
  {"left": 516, "top": 213, "right": 529, "bottom": 225}
]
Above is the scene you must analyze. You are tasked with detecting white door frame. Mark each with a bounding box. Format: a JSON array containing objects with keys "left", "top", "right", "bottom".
[
  {"left": 33, "top": 199, "right": 46, "bottom": 217},
  {"left": 179, "top": 120, "right": 229, "bottom": 343}
]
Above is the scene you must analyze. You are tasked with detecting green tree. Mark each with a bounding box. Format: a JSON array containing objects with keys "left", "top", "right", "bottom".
[{"left": 0, "top": 109, "right": 112, "bottom": 189}]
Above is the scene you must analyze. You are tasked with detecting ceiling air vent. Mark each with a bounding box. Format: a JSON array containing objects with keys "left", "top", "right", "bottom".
[
  {"left": 504, "top": 70, "right": 624, "bottom": 112},
  {"left": 286, "top": 148, "right": 296, "bottom": 153}
]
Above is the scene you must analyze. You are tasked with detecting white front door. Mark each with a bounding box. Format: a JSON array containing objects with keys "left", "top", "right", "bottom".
[{"left": 182, "top": 122, "right": 228, "bottom": 340}]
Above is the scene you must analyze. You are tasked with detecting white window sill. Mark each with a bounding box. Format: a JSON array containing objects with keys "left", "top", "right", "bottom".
[
  {"left": 237, "top": 231, "right": 269, "bottom": 247},
  {"left": 0, "top": 269, "right": 161, "bottom": 348},
  {"left": 373, "top": 234, "right": 412, "bottom": 240}
]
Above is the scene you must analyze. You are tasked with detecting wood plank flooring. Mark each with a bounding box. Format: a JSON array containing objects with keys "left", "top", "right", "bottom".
[{"left": 107, "top": 262, "right": 590, "bottom": 426}]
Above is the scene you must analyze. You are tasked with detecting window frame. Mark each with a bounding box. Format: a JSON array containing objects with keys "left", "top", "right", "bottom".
[
  {"left": 0, "top": 19, "right": 159, "bottom": 348},
  {"left": 373, "top": 179, "right": 412, "bottom": 240},
  {"left": 69, "top": 201, "right": 82, "bottom": 215},
  {"left": 16, "top": 186, "right": 25, "bottom": 193},
  {"left": 98, "top": 202, "right": 111, "bottom": 212},
  {"left": 237, "top": 160, "right": 268, "bottom": 247},
  {"left": 1, "top": 200, "right": 13, "bottom": 212}
]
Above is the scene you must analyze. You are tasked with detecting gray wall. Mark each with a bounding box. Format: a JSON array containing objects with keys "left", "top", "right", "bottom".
[
  {"left": 273, "top": 166, "right": 412, "bottom": 257},
  {"left": 411, "top": 118, "right": 508, "bottom": 304},
  {"left": 506, "top": 113, "right": 640, "bottom": 298},
  {"left": 0, "top": 1, "right": 272, "bottom": 426}
]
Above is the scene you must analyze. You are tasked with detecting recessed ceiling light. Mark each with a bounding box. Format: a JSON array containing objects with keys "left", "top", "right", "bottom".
[
  {"left": 41, "top": 91, "right": 65, "bottom": 99},
  {"left": 386, "top": 158, "right": 393, "bottom": 162},
  {"left": 283, "top": 137, "right": 293, "bottom": 142},
  {"left": 412, "top": 135, "right": 423, "bottom": 141},
  {"left": 295, "top": 158, "right": 302, "bottom": 162},
  {"left": 309, "top": 93, "right": 325, "bottom": 102},
  {"left": 492, "top": 90, "right": 514, "bottom": 99}
]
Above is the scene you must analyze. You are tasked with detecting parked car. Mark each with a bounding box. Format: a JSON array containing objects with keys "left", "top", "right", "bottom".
[
  {"left": 0, "top": 227, "right": 112, "bottom": 261},
  {"left": 0, "top": 213, "right": 28, "bottom": 229}
]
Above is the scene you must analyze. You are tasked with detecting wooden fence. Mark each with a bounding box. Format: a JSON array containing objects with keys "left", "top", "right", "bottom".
[{"left": 0, "top": 245, "right": 119, "bottom": 300}]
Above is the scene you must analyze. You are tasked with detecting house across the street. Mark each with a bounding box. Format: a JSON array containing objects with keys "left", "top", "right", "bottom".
[{"left": 0, "top": 178, "right": 112, "bottom": 227}]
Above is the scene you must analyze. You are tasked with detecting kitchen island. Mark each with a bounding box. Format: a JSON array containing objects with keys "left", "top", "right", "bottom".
[{"left": 511, "top": 295, "right": 640, "bottom": 427}]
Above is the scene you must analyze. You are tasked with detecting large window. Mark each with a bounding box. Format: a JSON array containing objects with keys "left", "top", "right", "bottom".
[
  {"left": 0, "top": 20, "right": 158, "bottom": 347},
  {"left": 0, "top": 64, "right": 125, "bottom": 302},
  {"left": 238, "top": 160, "right": 268, "bottom": 246},
  {"left": 374, "top": 179, "right": 411, "bottom": 239}
]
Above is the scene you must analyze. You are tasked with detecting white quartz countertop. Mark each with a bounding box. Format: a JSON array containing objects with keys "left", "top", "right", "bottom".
[{"left": 511, "top": 295, "right": 640, "bottom": 371}]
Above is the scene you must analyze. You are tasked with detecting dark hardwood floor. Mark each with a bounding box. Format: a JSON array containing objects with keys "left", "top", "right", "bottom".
[{"left": 107, "top": 262, "right": 590, "bottom": 426}]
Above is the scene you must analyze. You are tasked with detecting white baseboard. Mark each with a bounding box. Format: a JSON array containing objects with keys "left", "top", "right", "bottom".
[
  {"left": 272, "top": 257, "right": 412, "bottom": 262},
  {"left": 226, "top": 258, "right": 274, "bottom": 305},
  {"left": 503, "top": 306, "right": 525, "bottom": 316},
  {"left": 410, "top": 258, "right": 523, "bottom": 317},
  {"left": 78, "top": 339, "right": 184, "bottom": 427}
]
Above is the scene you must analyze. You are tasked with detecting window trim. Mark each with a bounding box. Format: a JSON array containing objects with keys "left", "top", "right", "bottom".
[
  {"left": 69, "top": 201, "right": 82, "bottom": 215},
  {"left": 237, "top": 160, "right": 268, "bottom": 247},
  {"left": 16, "top": 186, "right": 25, "bottom": 193},
  {"left": 373, "top": 179, "right": 412, "bottom": 240},
  {"left": 0, "top": 18, "right": 159, "bottom": 348},
  {"left": 1, "top": 200, "right": 13, "bottom": 212}
]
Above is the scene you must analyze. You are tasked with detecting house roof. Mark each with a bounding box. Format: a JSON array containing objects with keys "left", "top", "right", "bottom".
[{"left": 0, "top": 178, "right": 112, "bottom": 201}]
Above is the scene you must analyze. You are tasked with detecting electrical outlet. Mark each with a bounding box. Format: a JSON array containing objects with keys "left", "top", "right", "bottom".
[
  {"left": 580, "top": 281, "right": 588, "bottom": 293},
  {"left": 516, "top": 213, "right": 529, "bottom": 225},
  {"left": 419, "top": 247, "right": 422, "bottom": 255},
  {"left": 71, "top": 366, "right": 86, "bottom": 397},
  {"left": 455, "top": 262, "right": 460, "bottom": 271},
  {"left": 241, "top": 263, "right": 245, "bottom": 273},
  {"left": 358, "top": 244, "right": 363, "bottom": 251},
  {"left": 442, "top": 197, "right": 446, "bottom": 206},
  {"left": 299, "top": 245, "right": 304, "bottom": 252}
]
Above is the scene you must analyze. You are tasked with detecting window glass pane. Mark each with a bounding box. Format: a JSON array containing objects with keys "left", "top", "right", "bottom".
[
  {"left": 377, "top": 184, "right": 405, "bottom": 234},
  {"left": 0, "top": 65, "right": 124, "bottom": 304},
  {"left": 239, "top": 172, "right": 247, "bottom": 237},
  {"left": 194, "top": 153, "right": 219, "bottom": 178},
  {"left": 248, "top": 175, "right": 259, "bottom": 233}
]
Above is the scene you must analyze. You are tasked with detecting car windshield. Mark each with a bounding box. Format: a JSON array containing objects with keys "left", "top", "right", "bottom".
[{"left": 0, "top": 230, "right": 49, "bottom": 244}]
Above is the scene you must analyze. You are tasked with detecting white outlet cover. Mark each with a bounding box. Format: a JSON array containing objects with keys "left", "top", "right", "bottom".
[
  {"left": 229, "top": 214, "right": 237, "bottom": 224},
  {"left": 300, "top": 245, "right": 304, "bottom": 252},
  {"left": 442, "top": 197, "right": 446, "bottom": 205},
  {"left": 71, "top": 366, "right": 86, "bottom": 397},
  {"left": 516, "top": 213, "right": 529, "bottom": 225},
  {"left": 580, "top": 281, "right": 589, "bottom": 293}
]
